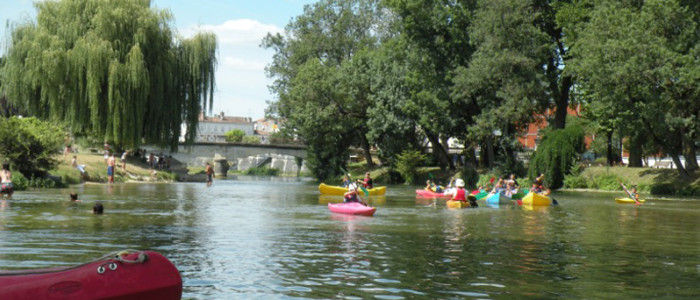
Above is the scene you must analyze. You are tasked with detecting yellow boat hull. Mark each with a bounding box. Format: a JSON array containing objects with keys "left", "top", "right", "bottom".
[
  {"left": 446, "top": 200, "right": 469, "bottom": 208},
  {"left": 615, "top": 198, "right": 646, "bottom": 204},
  {"left": 521, "top": 192, "right": 552, "bottom": 206},
  {"left": 318, "top": 183, "right": 386, "bottom": 196}
]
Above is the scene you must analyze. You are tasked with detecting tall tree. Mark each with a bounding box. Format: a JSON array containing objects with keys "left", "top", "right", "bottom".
[
  {"left": 534, "top": 0, "right": 575, "bottom": 129},
  {"left": 567, "top": 0, "right": 699, "bottom": 178},
  {"left": 1, "top": 0, "right": 217, "bottom": 150},
  {"left": 453, "top": 0, "right": 551, "bottom": 171},
  {"left": 386, "top": 0, "right": 477, "bottom": 170},
  {"left": 263, "top": 0, "right": 386, "bottom": 180}
]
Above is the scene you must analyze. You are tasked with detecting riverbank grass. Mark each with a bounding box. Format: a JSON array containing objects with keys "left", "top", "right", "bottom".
[
  {"left": 565, "top": 166, "right": 700, "bottom": 196},
  {"left": 51, "top": 153, "right": 176, "bottom": 185}
]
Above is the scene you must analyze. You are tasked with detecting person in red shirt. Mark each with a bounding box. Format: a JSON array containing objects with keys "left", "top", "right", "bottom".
[
  {"left": 450, "top": 179, "right": 467, "bottom": 202},
  {"left": 357, "top": 172, "right": 373, "bottom": 189}
]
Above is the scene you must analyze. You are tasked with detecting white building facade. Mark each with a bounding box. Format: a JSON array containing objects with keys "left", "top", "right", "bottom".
[{"left": 181, "top": 112, "right": 255, "bottom": 143}]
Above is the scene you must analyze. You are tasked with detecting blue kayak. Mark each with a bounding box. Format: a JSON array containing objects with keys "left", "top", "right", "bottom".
[{"left": 485, "top": 192, "right": 512, "bottom": 205}]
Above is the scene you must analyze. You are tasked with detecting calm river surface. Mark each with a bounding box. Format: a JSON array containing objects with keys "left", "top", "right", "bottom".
[{"left": 1, "top": 178, "right": 699, "bottom": 299}]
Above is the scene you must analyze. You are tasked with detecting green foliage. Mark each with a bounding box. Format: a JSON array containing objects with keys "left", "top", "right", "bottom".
[
  {"left": 650, "top": 183, "right": 676, "bottom": 195},
  {"left": 0, "top": 117, "right": 64, "bottom": 177},
  {"left": 594, "top": 174, "right": 621, "bottom": 190},
  {"left": 528, "top": 124, "right": 586, "bottom": 189},
  {"left": 395, "top": 149, "right": 427, "bottom": 184},
  {"left": 476, "top": 173, "right": 499, "bottom": 189},
  {"left": 154, "top": 171, "right": 178, "bottom": 181},
  {"left": 224, "top": 129, "right": 245, "bottom": 143},
  {"left": 460, "top": 164, "right": 479, "bottom": 188},
  {"left": 563, "top": 174, "right": 587, "bottom": 189},
  {"left": 11, "top": 171, "right": 28, "bottom": 191},
  {"left": 244, "top": 167, "right": 279, "bottom": 176},
  {"left": 566, "top": 0, "right": 699, "bottom": 178},
  {"left": 11, "top": 171, "right": 65, "bottom": 189},
  {"left": 242, "top": 136, "right": 260, "bottom": 144},
  {"left": 1, "top": 0, "right": 217, "bottom": 150},
  {"left": 269, "top": 131, "right": 296, "bottom": 145}
]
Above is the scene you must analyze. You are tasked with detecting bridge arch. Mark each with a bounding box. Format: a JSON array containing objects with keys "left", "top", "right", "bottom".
[{"left": 144, "top": 143, "right": 307, "bottom": 176}]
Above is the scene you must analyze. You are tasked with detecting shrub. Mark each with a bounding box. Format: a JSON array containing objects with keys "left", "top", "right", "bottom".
[
  {"left": 0, "top": 117, "right": 64, "bottom": 177},
  {"left": 563, "top": 174, "right": 588, "bottom": 188},
  {"left": 650, "top": 183, "right": 675, "bottom": 195},
  {"left": 594, "top": 174, "right": 620, "bottom": 190},
  {"left": 269, "top": 132, "right": 296, "bottom": 144},
  {"left": 460, "top": 164, "right": 479, "bottom": 188},
  {"left": 224, "top": 129, "right": 245, "bottom": 143},
  {"left": 11, "top": 171, "right": 28, "bottom": 191},
  {"left": 528, "top": 124, "right": 586, "bottom": 189},
  {"left": 245, "top": 167, "right": 279, "bottom": 176},
  {"left": 395, "top": 149, "right": 427, "bottom": 184},
  {"left": 242, "top": 135, "right": 260, "bottom": 144}
]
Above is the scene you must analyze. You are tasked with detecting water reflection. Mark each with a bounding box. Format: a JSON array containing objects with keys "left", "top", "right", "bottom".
[{"left": 0, "top": 185, "right": 698, "bottom": 298}]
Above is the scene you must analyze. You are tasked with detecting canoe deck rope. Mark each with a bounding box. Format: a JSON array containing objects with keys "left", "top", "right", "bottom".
[{"left": 96, "top": 250, "right": 149, "bottom": 274}]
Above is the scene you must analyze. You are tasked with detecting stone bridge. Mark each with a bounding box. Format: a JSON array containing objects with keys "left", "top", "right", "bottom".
[{"left": 145, "top": 142, "right": 307, "bottom": 176}]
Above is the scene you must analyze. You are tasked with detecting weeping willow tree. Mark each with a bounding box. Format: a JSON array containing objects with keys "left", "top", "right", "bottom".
[{"left": 1, "top": 0, "right": 217, "bottom": 149}]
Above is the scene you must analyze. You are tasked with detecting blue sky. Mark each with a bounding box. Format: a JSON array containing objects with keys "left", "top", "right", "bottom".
[{"left": 0, "top": 0, "right": 317, "bottom": 120}]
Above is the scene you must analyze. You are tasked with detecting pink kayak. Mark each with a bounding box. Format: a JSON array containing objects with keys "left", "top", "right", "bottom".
[
  {"left": 0, "top": 250, "right": 181, "bottom": 300},
  {"left": 328, "top": 202, "right": 377, "bottom": 216},
  {"left": 415, "top": 189, "right": 451, "bottom": 198}
]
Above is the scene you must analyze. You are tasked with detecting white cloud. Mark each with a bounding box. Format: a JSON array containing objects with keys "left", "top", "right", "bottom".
[
  {"left": 182, "top": 19, "right": 281, "bottom": 119},
  {"left": 186, "top": 19, "right": 282, "bottom": 45},
  {"left": 222, "top": 56, "right": 267, "bottom": 71}
]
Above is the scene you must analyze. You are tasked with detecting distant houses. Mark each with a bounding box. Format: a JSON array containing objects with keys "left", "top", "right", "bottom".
[{"left": 181, "top": 112, "right": 281, "bottom": 144}]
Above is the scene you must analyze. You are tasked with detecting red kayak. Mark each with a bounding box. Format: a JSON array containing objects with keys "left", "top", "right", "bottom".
[
  {"left": 415, "top": 189, "right": 451, "bottom": 198},
  {"left": 0, "top": 250, "right": 181, "bottom": 300},
  {"left": 328, "top": 202, "right": 377, "bottom": 216}
]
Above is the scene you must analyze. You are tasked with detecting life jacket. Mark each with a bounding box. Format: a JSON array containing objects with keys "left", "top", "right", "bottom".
[
  {"left": 344, "top": 193, "right": 359, "bottom": 203},
  {"left": 452, "top": 188, "right": 466, "bottom": 202}
]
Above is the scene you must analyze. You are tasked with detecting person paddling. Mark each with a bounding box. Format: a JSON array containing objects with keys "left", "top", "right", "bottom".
[
  {"left": 342, "top": 175, "right": 352, "bottom": 188},
  {"left": 619, "top": 180, "right": 641, "bottom": 205},
  {"left": 357, "top": 172, "right": 374, "bottom": 189},
  {"left": 343, "top": 182, "right": 367, "bottom": 206},
  {"left": 450, "top": 179, "right": 467, "bottom": 203}
]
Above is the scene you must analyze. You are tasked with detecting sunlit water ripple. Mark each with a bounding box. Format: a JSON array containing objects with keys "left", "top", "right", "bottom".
[{"left": 0, "top": 179, "right": 699, "bottom": 299}]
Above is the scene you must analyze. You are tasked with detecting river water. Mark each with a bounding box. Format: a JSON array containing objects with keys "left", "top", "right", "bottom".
[{"left": 1, "top": 178, "right": 699, "bottom": 299}]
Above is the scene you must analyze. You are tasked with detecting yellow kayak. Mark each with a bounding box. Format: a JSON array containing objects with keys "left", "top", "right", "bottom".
[
  {"left": 521, "top": 192, "right": 552, "bottom": 206},
  {"left": 318, "top": 183, "right": 386, "bottom": 196},
  {"left": 446, "top": 200, "right": 469, "bottom": 209},
  {"left": 615, "top": 198, "right": 646, "bottom": 204}
]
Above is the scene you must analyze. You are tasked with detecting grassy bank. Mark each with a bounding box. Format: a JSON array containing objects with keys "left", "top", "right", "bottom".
[
  {"left": 50, "top": 153, "right": 177, "bottom": 186},
  {"left": 563, "top": 166, "right": 700, "bottom": 196}
]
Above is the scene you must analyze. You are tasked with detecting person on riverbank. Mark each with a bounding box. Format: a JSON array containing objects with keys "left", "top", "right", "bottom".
[
  {"left": 107, "top": 153, "right": 116, "bottom": 184},
  {"left": 205, "top": 162, "right": 213, "bottom": 187},
  {"left": 71, "top": 155, "right": 86, "bottom": 175},
  {"left": 619, "top": 181, "right": 640, "bottom": 205},
  {"left": 357, "top": 172, "right": 373, "bottom": 189},
  {"left": 1, "top": 164, "right": 13, "bottom": 199},
  {"left": 120, "top": 151, "right": 128, "bottom": 171}
]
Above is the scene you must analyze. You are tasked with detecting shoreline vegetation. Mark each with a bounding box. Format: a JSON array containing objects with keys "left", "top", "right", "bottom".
[
  {"left": 346, "top": 163, "right": 700, "bottom": 198},
  {"left": 29, "top": 153, "right": 700, "bottom": 198}
]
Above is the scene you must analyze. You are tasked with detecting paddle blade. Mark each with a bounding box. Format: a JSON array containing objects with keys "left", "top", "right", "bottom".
[{"left": 361, "top": 186, "right": 369, "bottom": 196}]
